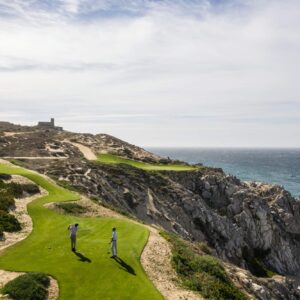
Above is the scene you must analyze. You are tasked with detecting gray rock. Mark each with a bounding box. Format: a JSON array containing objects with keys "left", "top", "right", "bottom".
[{"left": 202, "top": 190, "right": 212, "bottom": 199}]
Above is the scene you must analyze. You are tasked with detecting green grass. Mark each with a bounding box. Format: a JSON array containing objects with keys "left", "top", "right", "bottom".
[
  {"left": 97, "top": 153, "right": 198, "bottom": 171},
  {"left": 0, "top": 163, "right": 163, "bottom": 300}
]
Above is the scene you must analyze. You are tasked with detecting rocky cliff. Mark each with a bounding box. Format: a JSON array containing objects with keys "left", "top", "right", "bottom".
[{"left": 1, "top": 122, "right": 300, "bottom": 299}]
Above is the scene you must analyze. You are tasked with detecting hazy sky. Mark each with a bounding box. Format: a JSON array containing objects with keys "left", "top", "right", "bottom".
[{"left": 0, "top": 0, "right": 299, "bottom": 147}]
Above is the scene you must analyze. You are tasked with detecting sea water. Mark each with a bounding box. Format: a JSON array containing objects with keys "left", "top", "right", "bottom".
[{"left": 147, "top": 148, "right": 300, "bottom": 197}]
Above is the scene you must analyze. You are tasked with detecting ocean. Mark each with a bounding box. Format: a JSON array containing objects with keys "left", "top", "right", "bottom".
[{"left": 147, "top": 148, "right": 300, "bottom": 197}]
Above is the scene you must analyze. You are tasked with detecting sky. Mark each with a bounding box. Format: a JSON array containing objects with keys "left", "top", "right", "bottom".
[{"left": 0, "top": 0, "right": 299, "bottom": 147}]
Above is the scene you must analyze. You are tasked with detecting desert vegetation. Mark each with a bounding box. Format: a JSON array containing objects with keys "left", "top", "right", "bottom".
[
  {"left": 161, "top": 232, "right": 247, "bottom": 300},
  {"left": 0, "top": 176, "right": 39, "bottom": 238},
  {"left": 2, "top": 272, "right": 50, "bottom": 300}
]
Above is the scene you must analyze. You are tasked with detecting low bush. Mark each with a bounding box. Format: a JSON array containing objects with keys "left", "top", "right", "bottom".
[
  {"left": 0, "top": 181, "right": 23, "bottom": 199},
  {"left": 7, "top": 182, "right": 24, "bottom": 198},
  {"left": 197, "top": 242, "right": 212, "bottom": 255},
  {"left": 55, "top": 180, "right": 77, "bottom": 192},
  {"left": 161, "top": 231, "right": 247, "bottom": 300},
  {"left": 28, "top": 273, "right": 50, "bottom": 287},
  {"left": 0, "top": 173, "right": 12, "bottom": 180},
  {"left": 56, "top": 203, "right": 86, "bottom": 215},
  {"left": 0, "top": 194, "right": 15, "bottom": 211},
  {"left": 0, "top": 210, "right": 21, "bottom": 232},
  {"left": 2, "top": 272, "right": 50, "bottom": 300},
  {"left": 0, "top": 180, "right": 39, "bottom": 212},
  {"left": 0, "top": 224, "right": 4, "bottom": 239},
  {"left": 22, "top": 184, "right": 40, "bottom": 195}
]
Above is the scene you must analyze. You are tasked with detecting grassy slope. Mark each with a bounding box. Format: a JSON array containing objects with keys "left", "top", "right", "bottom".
[
  {"left": 0, "top": 163, "right": 162, "bottom": 300},
  {"left": 97, "top": 153, "right": 198, "bottom": 171}
]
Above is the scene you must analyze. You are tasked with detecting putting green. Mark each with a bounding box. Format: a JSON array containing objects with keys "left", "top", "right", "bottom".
[
  {"left": 97, "top": 153, "right": 198, "bottom": 171},
  {"left": 0, "top": 163, "right": 163, "bottom": 300}
]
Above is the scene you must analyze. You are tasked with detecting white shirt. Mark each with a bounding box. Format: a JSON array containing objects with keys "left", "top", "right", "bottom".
[{"left": 112, "top": 231, "right": 117, "bottom": 241}]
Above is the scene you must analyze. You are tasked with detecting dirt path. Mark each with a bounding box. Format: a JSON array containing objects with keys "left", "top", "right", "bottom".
[
  {"left": 64, "top": 141, "right": 97, "bottom": 160},
  {"left": 3, "top": 132, "right": 35, "bottom": 137},
  {"left": 141, "top": 227, "right": 203, "bottom": 300}
]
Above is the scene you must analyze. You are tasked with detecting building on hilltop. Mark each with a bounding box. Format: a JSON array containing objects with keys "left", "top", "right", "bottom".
[{"left": 37, "top": 118, "right": 63, "bottom": 131}]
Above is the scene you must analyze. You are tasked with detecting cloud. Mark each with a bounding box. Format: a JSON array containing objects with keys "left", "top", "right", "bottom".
[{"left": 0, "top": 0, "right": 299, "bottom": 147}]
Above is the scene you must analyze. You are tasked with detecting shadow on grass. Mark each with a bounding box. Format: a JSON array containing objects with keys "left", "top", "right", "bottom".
[
  {"left": 74, "top": 251, "right": 92, "bottom": 263},
  {"left": 113, "top": 256, "right": 136, "bottom": 275}
]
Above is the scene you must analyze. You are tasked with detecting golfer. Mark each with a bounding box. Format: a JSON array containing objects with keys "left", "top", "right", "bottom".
[
  {"left": 110, "top": 227, "right": 118, "bottom": 258},
  {"left": 68, "top": 223, "right": 78, "bottom": 252}
]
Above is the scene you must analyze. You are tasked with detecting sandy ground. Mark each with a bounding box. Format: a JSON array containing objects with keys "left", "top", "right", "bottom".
[
  {"left": 0, "top": 174, "right": 58, "bottom": 300},
  {"left": 3, "top": 132, "right": 37, "bottom": 137},
  {"left": 0, "top": 159, "right": 17, "bottom": 167},
  {"left": 141, "top": 227, "right": 203, "bottom": 300},
  {"left": 64, "top": 141, "right": 97, "bottom": 160}
]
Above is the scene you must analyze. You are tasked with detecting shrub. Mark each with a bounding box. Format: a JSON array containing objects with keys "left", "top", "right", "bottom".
[
  {"left": 90, "top": 195, "right": 101, "bottom": 202},
  {"left": 0, "top": 174, "right": 12, "bottom": 180},
  {"left": 161, "top": 231, "right": 247, "bottom": 300},
  {"left": 0, "top": 224, "right": 4, "bottom": 239},
  {"left": 56, "top": 180, "right": 77, "bottom": 191},
  {"left": 188, "top": 255, "right": 229, "bottom": 283},
  {"left": 185, "top": 273, "right": 248, "bottom": 300},
  {"left": 0, "top": 181, "right": 39, "bottom": 213},
  {"left": 22, "top": 184, "right": 40, "bottom": 195},
  {"left": 197, "top": 242, "right": 212, "bottom": 255},
  {"left": 0, "top": 180, "right": 24, "bottom": 198},
  {"left": 0, "top": 194, "right": 15, "bottom": 211},
  {"left": 2, "top": 272, "right": 50, "bottom": 300},
  {"left": 7, "top": 182, "right": 24, "bottom": 198},
  {"left": 56, "top": 203, "right": 86, "bottom": 215},
  {"left": 28, "top": 273, "right": 50, "bottom": 287},
  {"left": 0, "top": 210, "right": 21, "bottom": 232}
]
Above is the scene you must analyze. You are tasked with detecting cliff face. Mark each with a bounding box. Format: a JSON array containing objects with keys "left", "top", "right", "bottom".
[
  {"left": 33, "top": 160, "right": 300, "bottom": 275},
  {"left": 27, "top": 159, "right": 299, "bottom": 299},
  {"left": 1, "top": 123, "right": 300, "bottom": 299},
  {"left": 166, "top": 171, "right": 300, "bottom": 275}
]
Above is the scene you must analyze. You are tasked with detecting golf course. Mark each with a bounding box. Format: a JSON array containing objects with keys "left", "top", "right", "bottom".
[
  {"left": 0, "top": 162, "right": 163, "bottom": 300},
  {"left": 97, "top": 153, "right": 198, "bottom": 171}
]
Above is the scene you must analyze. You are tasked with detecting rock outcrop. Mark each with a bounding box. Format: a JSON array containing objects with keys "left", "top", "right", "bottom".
[{"left": 1, "top": 122, "right": 300, "bottom": 299}]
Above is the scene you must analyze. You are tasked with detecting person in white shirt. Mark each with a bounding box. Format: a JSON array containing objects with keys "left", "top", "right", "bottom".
[
  {"left": 110, "top": 227, "right": 117, "bottom": 258},
  {"left": 68, "top": 223, "right": 78, "bottom": 252}
]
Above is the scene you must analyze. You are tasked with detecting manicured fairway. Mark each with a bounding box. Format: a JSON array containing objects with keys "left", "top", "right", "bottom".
[
  {"left": 0, "top": 163, "right": 163, "bottom": 300},
  {"left": 97, "top": 153, "right": 198, "bottom": 171}
]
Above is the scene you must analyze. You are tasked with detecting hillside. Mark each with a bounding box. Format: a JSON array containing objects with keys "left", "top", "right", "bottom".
[{"left": 1, "top": 122, "right": 300, "bottom": 299}]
